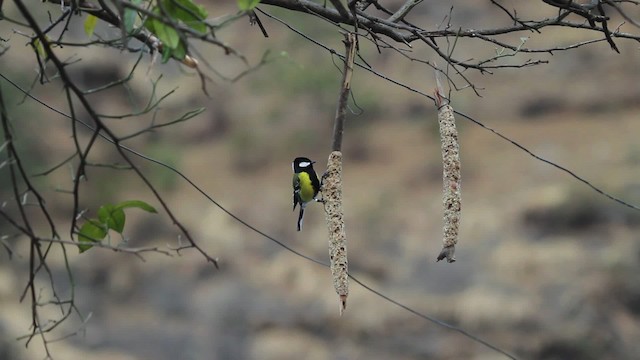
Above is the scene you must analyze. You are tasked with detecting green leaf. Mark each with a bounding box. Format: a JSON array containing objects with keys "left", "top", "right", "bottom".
[
  {"left": 114, "top": 200, "right": 158, "bottom": 213},
  {"left": 171, "top": 40, "right": 187, "bottom": 60},
  {"left": 77, "top": 200, "right": 157, "bottom": 253},
  {"left": 145, "top": 7, "right": 180, "bottom": 49},
  {"left": 123, "top": 0, "right": 144, "bottom": 34},
  {"left": 237, "top": 0, "right": 261, "bottom": 11},
  {"left": 154, "top": 20, "right": 181, "bottom": 49},
  {"left": 123, "top": 10, "right": 137, "bottom": 34},
  {"left": 143, "top": 12, "right": 155, "bottom": 32},
  {"left": 33, "top": 38, "right": 47, "bottom": 58},
  {"left": 162, "top": 0, "right": 208, "bottom": 33},
  {"left": 161, "top": 44, "right": 173, "bottom": 63},
  {"left": 84, "top": 14, "right": 98, "bottom": 38},
  {"left": 78, "top": 220, "right": 108, "bottom": 253},
  {"left": 98, "top": 204, "right": 113, "bottom": 223},
  {"left": 143, "top": 3, "right": 201, "bottom": 61},
  {"left": 98, "top": 204, "right": 126, "bottom": 233}
]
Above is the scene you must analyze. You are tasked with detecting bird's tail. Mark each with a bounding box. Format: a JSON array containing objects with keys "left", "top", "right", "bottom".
[{"left": 297, "top": 207, "right": 305, "bottom": 231}]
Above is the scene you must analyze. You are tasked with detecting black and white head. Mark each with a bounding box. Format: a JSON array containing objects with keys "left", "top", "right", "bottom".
[{"left": 292, "top": 157, "right": 315, "bottom": 173}]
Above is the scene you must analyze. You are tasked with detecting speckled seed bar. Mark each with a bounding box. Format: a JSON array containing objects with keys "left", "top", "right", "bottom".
[
  {"left": 323, "top": 151, "right": 348, "bottom": 313},
  {"left": 436, "top": 103, "right": 461, "bottom": 263}
]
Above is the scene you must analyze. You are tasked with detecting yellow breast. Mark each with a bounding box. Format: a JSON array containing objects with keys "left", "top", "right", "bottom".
[{"left": 298, "top": 172, "right": 315, "bottom": 203}]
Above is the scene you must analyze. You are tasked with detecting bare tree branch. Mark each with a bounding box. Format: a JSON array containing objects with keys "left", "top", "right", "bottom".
[{"left": 387, "top": 0, "right": 423, "bottom": 23}]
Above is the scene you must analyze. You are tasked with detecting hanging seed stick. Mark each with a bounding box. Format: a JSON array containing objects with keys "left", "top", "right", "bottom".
[
  {"left": 435, "top": 72, "right": 461, "bottom": 263},
  {"left": 324, "top": 151, "right": 348, "bottom": 314},
  {"left": 323, "top": 32, "right": 356, "bottom": 314}
]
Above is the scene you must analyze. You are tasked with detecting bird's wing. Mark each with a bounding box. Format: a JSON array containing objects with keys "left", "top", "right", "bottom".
[{"left": 292, "top": 173, "right": 301, "bottom": 211}]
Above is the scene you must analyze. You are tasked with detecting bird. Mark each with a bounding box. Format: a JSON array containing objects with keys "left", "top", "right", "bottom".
[{"left": 292, "top": 157, "right": 321, "bottom": 231}]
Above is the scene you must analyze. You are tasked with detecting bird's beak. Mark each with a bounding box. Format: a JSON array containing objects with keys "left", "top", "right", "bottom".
[{"left": 312, "top": 161, "right": 316, "bottom": 164}]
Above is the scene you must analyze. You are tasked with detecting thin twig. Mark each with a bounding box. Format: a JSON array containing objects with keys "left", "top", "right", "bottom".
[
  {"left": 388, "top": 0, "right": 423, "bottom": 23},
  {"left": 331, "top": 33, "right": 356, "bottom": 152}
]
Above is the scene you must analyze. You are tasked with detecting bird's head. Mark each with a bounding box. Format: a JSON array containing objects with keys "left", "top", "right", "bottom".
[{"left": 292, "top": 157, "right": 316, "bottom": 173}]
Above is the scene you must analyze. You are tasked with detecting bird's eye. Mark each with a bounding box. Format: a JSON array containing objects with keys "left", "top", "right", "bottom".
[{"left": 299, "top": 161, "right": 311, "bottom": 167}]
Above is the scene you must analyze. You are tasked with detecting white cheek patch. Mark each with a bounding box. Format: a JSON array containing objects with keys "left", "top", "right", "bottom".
[{"left": 299, "top": 161, "right": 312, "bottom": 168}]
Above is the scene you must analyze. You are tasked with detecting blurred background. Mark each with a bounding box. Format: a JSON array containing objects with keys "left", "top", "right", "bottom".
[{"left": 1, "top": 1, "right": 640, "bottom": 359}]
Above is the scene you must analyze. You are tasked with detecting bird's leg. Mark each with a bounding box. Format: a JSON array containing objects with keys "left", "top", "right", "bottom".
[{"left": 317, "top": 171, "right": 329, "bottom": 203}]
